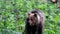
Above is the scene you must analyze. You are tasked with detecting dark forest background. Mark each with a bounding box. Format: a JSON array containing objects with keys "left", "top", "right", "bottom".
[{"left": 0, "top": 0, "right": 60, "bottom": 34}]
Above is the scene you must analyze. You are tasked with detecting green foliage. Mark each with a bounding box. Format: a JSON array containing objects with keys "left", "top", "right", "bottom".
[{"left": 0, "top": 0, "right": 60, "bottom": 34}]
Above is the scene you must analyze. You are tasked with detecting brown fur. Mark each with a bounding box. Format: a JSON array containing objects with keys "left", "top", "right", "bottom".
[{"left": 25, "top": 9, "right": 45, "bottom": 34}]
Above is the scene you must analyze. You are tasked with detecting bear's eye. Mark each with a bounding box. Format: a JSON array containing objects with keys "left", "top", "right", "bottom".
[{"left": 31, "top": 18, "right": 33, "bottom": 21}]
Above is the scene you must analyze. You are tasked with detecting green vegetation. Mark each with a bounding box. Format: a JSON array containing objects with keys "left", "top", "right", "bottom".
[{"left": 0, "top": 0, "right": 60, "bottom": 34}]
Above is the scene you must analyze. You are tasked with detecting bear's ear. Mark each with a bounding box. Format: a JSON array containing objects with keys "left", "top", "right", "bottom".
[
  {"left": 28, "top": 13, "right": 30, "bottom": 15},
  {"left": 28, "top": 12, "right": 31, "bottom": 16},
  {"left": 34, "top": 13, "right": 37, "bottom": 17}
]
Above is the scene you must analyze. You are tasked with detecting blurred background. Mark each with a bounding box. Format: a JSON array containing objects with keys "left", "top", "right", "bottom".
[{"left": 0, "top": 0, "right": 60, "bottom": 34}]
